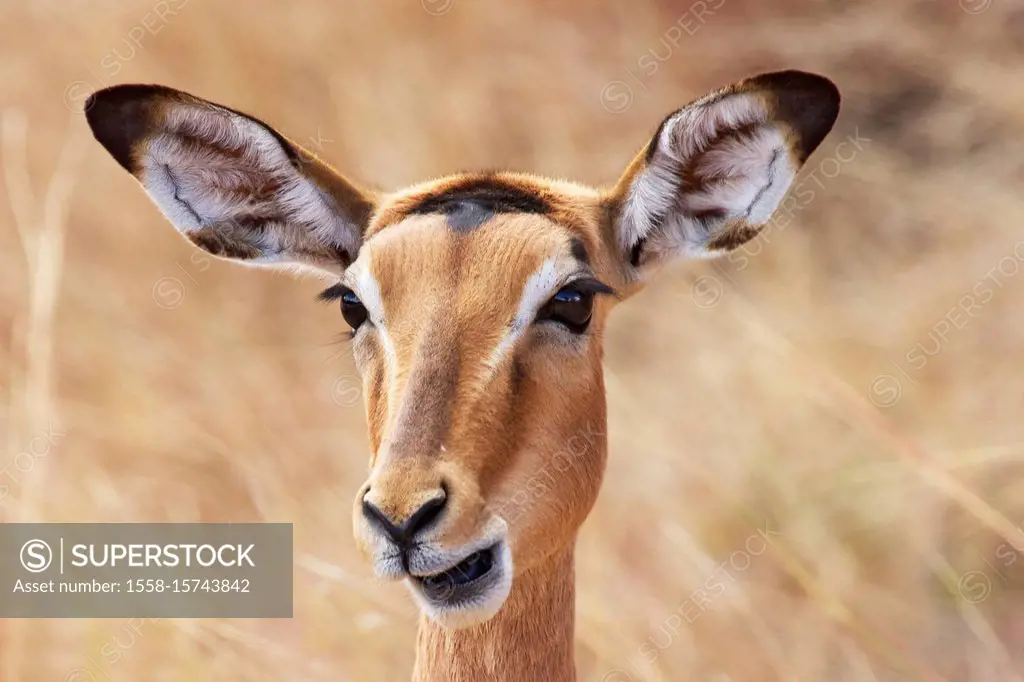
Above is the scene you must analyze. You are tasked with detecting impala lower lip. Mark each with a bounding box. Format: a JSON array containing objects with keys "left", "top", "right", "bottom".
[
  {"left": 403, "top": 534, "right": 513, "bottom": 627},
  {"left": 415, "top": 543, "right": 499, "bottom": 603}
]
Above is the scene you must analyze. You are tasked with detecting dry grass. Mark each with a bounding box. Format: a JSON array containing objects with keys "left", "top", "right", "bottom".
[{"left": 2, "top": 0, "right": 1024, "bottom": 680}]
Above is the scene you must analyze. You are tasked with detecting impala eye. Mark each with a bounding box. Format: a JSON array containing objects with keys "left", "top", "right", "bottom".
[
  {"left": 339, "top": 290, "right": 368, "bottom": 330},
  {"left": 535, "top": 279, "right": 611, "bottom": 334},
  {"left": 317, "top": 284, "right": 368, "bottom": 330}
]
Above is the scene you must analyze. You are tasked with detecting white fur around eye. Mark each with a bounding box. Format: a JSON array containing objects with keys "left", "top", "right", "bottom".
[
  {"left": 482, "top": 257, "right": 589, "bottom": 379},
  {"left": 349, "top": 264, "right": 397, "bottom": 377}
]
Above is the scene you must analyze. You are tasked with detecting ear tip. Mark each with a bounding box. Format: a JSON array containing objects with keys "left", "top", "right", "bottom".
[
  {"left": 750, "top": 69, "right": 841, "bottom": 110},
  {"left": 748, "top": 70, "right": 841, "bottom": 161},
  {"left": 85, "top": 84, "right": 179, "bottom": 173},
  {"left": 84, "top": 84, "right": 175, "bottom": 122}
]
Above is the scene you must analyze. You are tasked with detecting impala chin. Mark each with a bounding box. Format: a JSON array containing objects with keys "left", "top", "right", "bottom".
[{"left": 406, "top": 524, "right": 513, "bottom": 629}]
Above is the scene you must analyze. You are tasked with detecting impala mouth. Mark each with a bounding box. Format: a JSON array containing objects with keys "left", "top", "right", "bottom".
[
  {"left": 417, "top": 544, "right": 497, "bottom": 599},
  {"left": 407, "top": 539, "right": 512, "bottom": 626}
]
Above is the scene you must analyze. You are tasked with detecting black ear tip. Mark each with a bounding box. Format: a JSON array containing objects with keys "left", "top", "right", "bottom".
[
  {"left": 752, "top": 70, "right": 841, "bottom": 111},
  {"left": 83, "top": 91, "right": 99, "bottom": 118},
  {"left": 84, "top": 84, "right": 175, "bottom": 173},
  {"left": 84, "top": 84, "right": 160, "bottom": 125},
  {"left": 756, "top": 69, "right": 839, "bottom": 90},
  {"left": 750, "top": 70, "right": 841, "bottom": 161},
  {"left": 82, "top": 88, "right": 113, "bottom": 134},
  {"left": 790, "top": 70, "right": 841, "bottom": 119}
]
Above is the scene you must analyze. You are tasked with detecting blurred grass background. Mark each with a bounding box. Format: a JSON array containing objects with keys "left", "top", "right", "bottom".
[{"left": 2, "top": 0, "right": 1024, "bottom": 680}]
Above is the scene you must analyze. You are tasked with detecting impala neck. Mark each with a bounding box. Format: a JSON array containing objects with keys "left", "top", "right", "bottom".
[{"left": 412, "top": 544, "right": 577, "bottom": 682}]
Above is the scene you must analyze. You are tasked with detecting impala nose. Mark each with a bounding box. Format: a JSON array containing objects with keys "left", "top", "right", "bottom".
[{"left": 362, "top": 488, "right": 447, "bottom": 547}]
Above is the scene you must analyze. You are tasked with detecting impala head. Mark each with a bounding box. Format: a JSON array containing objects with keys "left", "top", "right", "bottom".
[{"left": 86, "top": 71, "right": 839, "bottom": 628}]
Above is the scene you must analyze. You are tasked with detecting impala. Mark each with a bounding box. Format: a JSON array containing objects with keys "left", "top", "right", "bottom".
[{"left": 85, "top": 69, "right": 840, "bottom": 681}]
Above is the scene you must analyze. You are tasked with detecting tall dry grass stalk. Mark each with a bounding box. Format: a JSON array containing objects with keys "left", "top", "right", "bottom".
[{"left": 1, "top": 109, "right": 87, "bottom": 681}]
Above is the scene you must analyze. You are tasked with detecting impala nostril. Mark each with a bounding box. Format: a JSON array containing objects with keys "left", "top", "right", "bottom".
[
  {"left": 362, "top": 487, "right": 448, "bottom": 547},
  {"left": 403, "top": 490, "right": 447, "bottom": 538},
  {"left": 361, "top": 497, "right": 396, "bottom": 538}
]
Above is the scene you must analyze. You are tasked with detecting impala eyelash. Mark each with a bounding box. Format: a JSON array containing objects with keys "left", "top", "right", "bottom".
[
  {"left": 317, "top": 283, "right": 350, "bottom": 303},
  {"left": 565, "top": 277, "right": 616, "bottom": 297}
]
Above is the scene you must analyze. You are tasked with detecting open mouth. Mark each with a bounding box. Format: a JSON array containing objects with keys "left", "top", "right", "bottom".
[
  {"left": 413, "top": 542, "right": 501, "bottom": 604},
  {"left": 399, "top": 523, "right": 513, "bottom": 627}
]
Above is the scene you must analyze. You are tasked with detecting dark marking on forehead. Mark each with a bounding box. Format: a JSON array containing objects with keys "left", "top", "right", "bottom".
[
  {"left": 443, "top": 200, "right": 494, "bottom": 232},
  {"left": 406, "top": 177, "right": 551, "bottom": 233}
]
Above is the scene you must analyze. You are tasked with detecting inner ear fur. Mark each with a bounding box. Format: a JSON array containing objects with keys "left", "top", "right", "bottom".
[
  {"left": 85, "top": 84, "right": 376, "bottom": 275},
  {"left": 607, "top": 70, "right": 841, "bottom": 271}
]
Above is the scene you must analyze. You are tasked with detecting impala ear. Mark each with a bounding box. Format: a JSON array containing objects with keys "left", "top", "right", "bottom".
[
  {"left": 607, "top": 70, "right": 840, "bottom": 273},
  {"left": 85, "top": 84, "right": 375, "bottom": 276}
]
